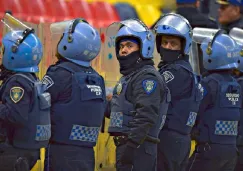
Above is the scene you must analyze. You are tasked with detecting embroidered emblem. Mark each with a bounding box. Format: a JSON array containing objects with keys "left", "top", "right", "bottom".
[
  {"left": 41, "top": 75, "right": 54, "bottom": 89},
  {"left": 162, "top": 71, "right": 174, "bottom": 83},
  {"left": 142, "top": 80, "right": 157, "bottom": 94},
  {"left": 116, "top": 82, "right": 123, "bottom": 95},
  {"left": 10, "top": 87, "right": 24, "bottom": 103}
]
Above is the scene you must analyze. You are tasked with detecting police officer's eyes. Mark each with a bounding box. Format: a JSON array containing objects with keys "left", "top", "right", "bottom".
[
  {"left": 171, "top": 42, "right": 176, "bottom": 47},
  {"left": 128, "top": 45, "right": 133, "bottom": 48},
  {"left": 120, "top": 44, "right": 133, "bottom": 49},
  {"left": 119, "top": 45, "right": 124, "bottom": 49},
  {"left": 162, "top": 41, "right": 167, "bottom": 46}
]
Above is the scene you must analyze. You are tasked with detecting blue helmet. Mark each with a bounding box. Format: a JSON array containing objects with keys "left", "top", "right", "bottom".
[
  {"left": 107, "top": 19, "right": 155, "bottom": 59},
  {"left": 200, "top": 31, "right": 240, "bottom": 70},
  {"left": 153, "top": 13, "right": 192, "bottom": 55},
  {"left": 52, "top": 18, "right": 101, "bottom": 67},
  {"left": 2, "top": 30, "right": 43, "bottom": 73},
  {"left": 229, "top": 27, "right": 243, "bottom": 72},
  {"left": 216, "top": 0, "right": 243, "bottom": 6}
]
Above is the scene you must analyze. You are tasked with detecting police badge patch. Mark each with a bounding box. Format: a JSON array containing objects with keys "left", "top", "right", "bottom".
[
  {"left": 116, "top": 82, "right": 122, "bottom": 95},
  {"left": 41, "top": 75, "right": 54, "bottom": 89},
  {"left": 162, "top": 71, "right": 174, "bottom": 83},
  {"left": 142, "top": 80, "right": 157, "bottom": 94},
  {"left": 10, "top": 87, "right": 24, "bottom": 103}
]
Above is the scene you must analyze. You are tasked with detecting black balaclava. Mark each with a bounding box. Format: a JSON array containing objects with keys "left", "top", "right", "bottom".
[
  {"left": 117, "top": 37, "right": 154, "bottom": 75},
  {"left": 157, "top": 35, "right": 186, "bottom": 68}
]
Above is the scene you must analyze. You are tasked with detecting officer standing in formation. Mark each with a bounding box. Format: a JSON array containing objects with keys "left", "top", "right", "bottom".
[
  {"left": 105, "top": 19, "right": 170, "bottom": 171},
  {"left": 235, "top": 65, "right": 243, "bottom": 171},
  {"left": 229, "top": 27, "right": 243, "bottom": 171},
  {"left": 42, "top": 18, "right": 106, "bottom": 171},
  {"left": 151, "top": 0, "right": 218, "bottom": 29},
  {"left": 152, "top": 13, "right": 203, "bottom": 171},
  {"left": 217, "top": 0, "right": 243, "bottom": 32},
  {"left": 188, "top": 30, "right": 242, "bottom": 171},
  {"left": 0, "top": 13, "right": 51, "bottom": 171},
  {"left": 2, "top": 8, "right": 243, "bottom": 171},
  {"left": 174, "top": 0, "right": 217, "bottom": 29}
]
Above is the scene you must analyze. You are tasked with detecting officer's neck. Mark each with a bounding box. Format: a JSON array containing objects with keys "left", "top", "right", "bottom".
[
  {"left": 121, "top": 59, "right": 154, "bottom": 76},
  {"left": 165, "top": 55, "right": 189, "bottom": 64}
]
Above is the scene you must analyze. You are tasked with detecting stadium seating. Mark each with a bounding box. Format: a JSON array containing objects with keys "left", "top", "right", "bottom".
[
  {"left": 114, "top": 3, "right": 139, "bottom": 21},
  {"left": 89, "top": 1, "right": 120, "bottom": 28}
]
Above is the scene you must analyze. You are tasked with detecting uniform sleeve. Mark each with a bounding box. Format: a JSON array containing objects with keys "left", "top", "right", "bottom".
[
  {"left": 42, "top": 67, "right": 72, "bottom": 103},
  {"left": 198, "top": 79, "right": 217, "bottom": 115},
  {"left": 191, "top": 79, "right": 217, "bottom": 140},
  {"left": 163, "top": 67, "right": 193, "bottom": 99},
  {"left": 127, "top": 73, "right": 163, "bottom": 145},
  {"left": 0, "top": 78, "right": 33, "bottom": 126}
]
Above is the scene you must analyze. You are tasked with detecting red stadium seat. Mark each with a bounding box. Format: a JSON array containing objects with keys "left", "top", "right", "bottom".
[
  {"left": 66, "top": 0, "right": 94, "bottom": 25},
  {"left": 49, "top": 0, "right": 72, "bottom": 22},
  {"left": 90, "top": 1, "right": 120, "bottom": 28},
  {"left": 0, "top": 0, "right": 25, "bottom": 20},
  {"left": 26, "top": 0, "right": 48, "bottom": 23},
  {"left": 0, "top": 1, "right": 13, "bottom": 18}
]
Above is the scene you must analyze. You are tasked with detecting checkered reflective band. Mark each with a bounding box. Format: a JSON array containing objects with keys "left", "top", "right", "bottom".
[
  {"left": 109, "top": 112, "right": 123, "bottom": 128},
  {"left": 215, "top": 120, "right": 238, "bottom": 136},
  {"left": 35, "top": 124, "right": 51, "bottom": 141},
  {"left": 69, "top": 125, "right": 100, "bottom": 142},
  {"left": 186, "top": 112, "right": 197, "bottom": 127}
]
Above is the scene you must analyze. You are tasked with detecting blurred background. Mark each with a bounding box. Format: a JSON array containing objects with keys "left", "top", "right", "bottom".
[
  {"left": 0, "top": 0, "right": 221, "bottom": 46},
  {"left": 0, "top": 1, "right": 236, "bottom": 171}
]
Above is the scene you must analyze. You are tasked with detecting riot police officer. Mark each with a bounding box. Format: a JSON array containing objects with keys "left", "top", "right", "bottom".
[
  {"left": 176, "top": 0, "right": 217, "bottom": 29},
  {"left": 106, "top": 19, "right": 170, "bottom": 171},
  {"left": 151, "top": 0, "right": 217, "bottom": 29},
  {"left": 217, "top": 0, "right": 243, "bottom": 33},
  {"left": 228, "top": 27, "right": 243, "bottom": 171},
  {"left": 43, "top": 18, "right": 106, "bottom": 171},
  {"left": 153, "top": 13, "right": 203, "bottom": 171},
  {"left": 187, "top": 30, "right": 241, "bottom": 171},
  {"left": 0, "top": 13, "right": 51, "bottom": 171}
]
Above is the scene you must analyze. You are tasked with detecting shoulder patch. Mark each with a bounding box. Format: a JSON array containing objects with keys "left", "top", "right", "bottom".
[
  {"left": 116, "top": 82, "right": 123, "bottom": 95},
  {"left": 162, "top": 71, "right": 174, "bottom": 83},
  {"left": 41, "top": 75, "right": 54, "bottom": 89},
  {"left": 142, "top": 80, "right": 157, "bottom": 94},
  {"left": 10, "top": 87, "right": 24, "bottom": 103}
]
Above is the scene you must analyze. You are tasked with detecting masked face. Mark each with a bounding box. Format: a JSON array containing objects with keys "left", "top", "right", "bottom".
[
  {"left": 118, "top": 40, "right": 139, "bottom": 57},
  {"left": 159, "top": 35, "right": 184, "bottom": 63},
  {"left": 161, "top": 35, "right": 182, "bottom": 51}
]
